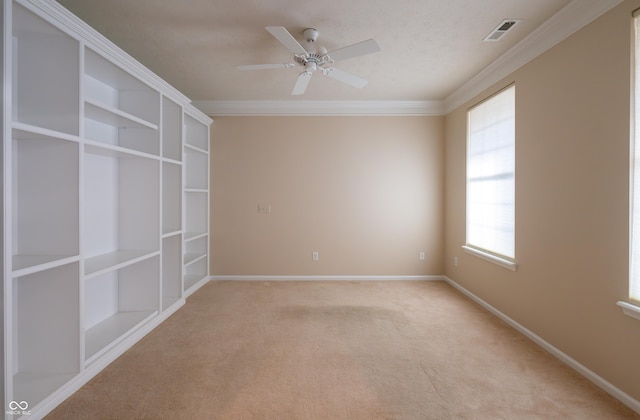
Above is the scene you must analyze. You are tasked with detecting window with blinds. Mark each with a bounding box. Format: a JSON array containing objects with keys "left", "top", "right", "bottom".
[
  {"left": 466, "top": 85, "right": 515, "bottom": 261},
  {"left": 629, "top": 15, "right": 640, "bottom": 302}
]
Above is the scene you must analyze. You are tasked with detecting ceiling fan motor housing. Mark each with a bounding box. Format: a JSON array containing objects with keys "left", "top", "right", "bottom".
[{"left": 295, "top": 53, "right": 327, "bottom": 67}]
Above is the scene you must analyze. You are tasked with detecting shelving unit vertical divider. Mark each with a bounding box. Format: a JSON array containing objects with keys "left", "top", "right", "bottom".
[
  {"left": 160, "top": 96, "right": 185, "bottom": 313},
  {"left": 156, "top": 94, "right": 163, "bottom": 314},
  {"left": 78, "top": 40, "right": 86, "bottom": 367},
  {"left": 2, "top": 0, "right": 11, "bottom": 411},
  {"left": 157, "top": 95, "right": 163, "bottom": 301}
]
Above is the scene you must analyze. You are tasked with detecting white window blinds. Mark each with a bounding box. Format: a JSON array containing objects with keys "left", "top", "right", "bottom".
[
  {"left": 467, "top": 86, "right": 515, "bottom": 260},
  {"left": 629, "top": 17, "right": 640, "bottom": 301}
]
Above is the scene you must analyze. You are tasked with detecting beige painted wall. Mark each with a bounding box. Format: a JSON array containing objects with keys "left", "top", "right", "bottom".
[
  {"left": 207, "top": 0, "right": 640, "bottom": 405},
  {"left": 211, "top": 116, "right": 444, "bottom": 276},
  {"left": 445, "top": 0, "right": 640, "bottom": 403}
]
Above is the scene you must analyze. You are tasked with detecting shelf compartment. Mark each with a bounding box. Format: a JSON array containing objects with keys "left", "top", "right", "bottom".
[
  {"left": 14, "top": 372, "right": 78, "bottom": 413},
  {"left": 184, "top": 191, "right": 208, "bottom": 238},
  {"left": 84, "top": 48, "right": 160, "bottom": 155},
  {"left": 184, "top": 231, "right": 208, "bottom": 242},
  {"left": 85, "top": 98, "right": 158, "bottom": 130},
  {"left": 184, "top": 114, "right": 209, "bottom": 151},
  {"left": 84, "top": 311, "right": 156, "bottom": 365},
  {"left": 163, "top": 161, "right": 182, "bottom": 235},
  {"left": 12, "top": 3, "right": 80, "bottom": 135},
  {"left": 12, "top": 131, "right": 79, "bottom": 273},
  {"left": 84, "top": 100, "right": 159, "bottom": 156},
  {"left": 162, "top": 97, "right": 182, "bottom": 161},
  {"left": 162, "top": 235, "right": 182, "bottom": 311},
  {"left": 84, "top": 48, "right": 160, "bottom": 125},
  {"left": 83, "top": 147, "right": 159, "bottom": 275},
  {"left": 13, "top": 255, "right": 80, "bottom": 278},
  {"left": 184, "top": 256, "right": 208, "bottom": 293},
  {"left": 13, "top": 263, "right": 80, "bottom": 407},
  {"left": 184, "top": 146, "right": 208, "bottom": 190},
  {"left": 184, "top": 235, "right": 207, "bottom": 266},
  {"left": 12, "top": 121, "right": 82, "bottom": 143},
  {"left": 84, "top": 256, "right": 159, "bottom": 363}
]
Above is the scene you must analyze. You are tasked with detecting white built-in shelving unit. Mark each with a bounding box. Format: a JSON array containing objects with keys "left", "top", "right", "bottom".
[{"left": 3, "top": 1, "right": 212, "bottom": 417}]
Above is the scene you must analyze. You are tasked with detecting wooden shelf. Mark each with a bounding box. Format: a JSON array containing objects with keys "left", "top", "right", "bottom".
[
  {"left": 12, "top": 254, "right": 79, "bottom": 275},
  {"left": 84, "top": 250, "right": 158, "bottom": 278},
  {"left": 183, "top": 143, "right": 208, "bottom": 154},
  {"left": 12, "top": 122, "right": 82, "bottom": 143},
  {"left": 13, "top": 371, "right": 78, "bottom": 412},
  {"left": 184, "top": 231, "right": 207, "bottom": 242},
  {"left": 85, "top": 310, "right": 157, "bottom": 363},
  {"left": 184, "top": 252, "right": 206, "bottom": 266},
  {"left": 85, "top": 98, "right": 158, "bottom": 130}
]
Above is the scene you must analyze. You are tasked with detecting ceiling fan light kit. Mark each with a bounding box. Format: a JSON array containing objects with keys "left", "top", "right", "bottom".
[
  {"left": 238, "top": 26, "right": 380, "bottom": 95},
  {"left": 302, "top": 27, "right": 319, "bottom": 43}
]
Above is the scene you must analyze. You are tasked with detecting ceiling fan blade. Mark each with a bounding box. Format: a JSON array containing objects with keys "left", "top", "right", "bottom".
[
  {"left": 292, "top": 72, "right": 312, "bottom": 95},
  {"left": 237, "top": 63, "right": 294, "bottom": 71},
  {"left": 266, "top": 26, "right": 308, "bottom": 55},
  {"left": 326, "top": 39, "right": 380, "bottom": 63},
  {"left": 324, "top": 67, "right": 368, "bottom": 88}
]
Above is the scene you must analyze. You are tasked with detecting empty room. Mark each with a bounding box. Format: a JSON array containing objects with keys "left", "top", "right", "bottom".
[{"left": 3, "top": 0, "right": 640, "bottom": 418}]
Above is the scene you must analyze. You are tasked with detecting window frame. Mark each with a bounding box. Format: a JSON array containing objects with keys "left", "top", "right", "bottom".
[
  {"left": 622, "top": 11, "right": 640, "bottom": 319},
  {"left": 464, "top": 84, "right": 517, "bottom": 271}
]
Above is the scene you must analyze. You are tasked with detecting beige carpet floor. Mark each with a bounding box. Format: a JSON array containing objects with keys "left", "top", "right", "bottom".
[{"left": 47, "top": 280, "right": 639, "bottom": 419}]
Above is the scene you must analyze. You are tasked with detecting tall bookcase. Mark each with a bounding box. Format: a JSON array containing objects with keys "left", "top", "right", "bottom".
[{"left": 2, "top": 1, "right": 212, "bottom": 418}]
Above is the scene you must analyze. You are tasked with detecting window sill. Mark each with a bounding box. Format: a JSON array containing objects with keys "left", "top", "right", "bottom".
[
  {"left": 617, "top": 301, "right": 640, "bottom": 321},
  {"left": 462, "top": 245, "right": 517, "bottom": 271}
]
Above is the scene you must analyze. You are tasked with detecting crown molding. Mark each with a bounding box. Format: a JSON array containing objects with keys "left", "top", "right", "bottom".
[
  {"left": 443, "top": 0, "right": 623, "bottom": 113},
  {"left": 192, "top": 100, "right": 445, "bottom": 117}
]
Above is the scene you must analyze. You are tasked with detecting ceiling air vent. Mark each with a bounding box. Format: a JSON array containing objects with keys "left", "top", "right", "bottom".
[{"left": 483, "top": 19, "right": 521, "bottom": 42}]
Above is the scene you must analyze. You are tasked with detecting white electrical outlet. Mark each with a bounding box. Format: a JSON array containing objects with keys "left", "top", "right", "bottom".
[
  {"left": 454, "top": 256, "right": 459, "bottom": 266},
  {"left": 419, "top": 251, "right": 425, "bottom": 261},
  {"left": 312, "top": 251, "right": 319, "bottom": 261}
]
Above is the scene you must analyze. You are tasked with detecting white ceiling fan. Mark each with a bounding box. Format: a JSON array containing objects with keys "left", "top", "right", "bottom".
[{"left": 238, "top": 26, "right": 381, "bottom": 95}]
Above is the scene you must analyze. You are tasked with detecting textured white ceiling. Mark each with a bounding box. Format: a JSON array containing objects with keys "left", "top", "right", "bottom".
[{"left": 57, "top": 0, "right": 572, "bottom": 102}]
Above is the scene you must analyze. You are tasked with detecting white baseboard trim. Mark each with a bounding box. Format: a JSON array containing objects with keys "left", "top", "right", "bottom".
[
  {"left": 442, "top": 276, "right": 640, "bottom": 415},
  {"left": 211, "top": 275, "right": 446, "bottom": 282}
]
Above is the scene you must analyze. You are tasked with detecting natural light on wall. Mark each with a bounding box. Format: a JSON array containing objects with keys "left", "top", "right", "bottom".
[{"left": 465, "top": 85, "right": 516, "bottom": 270}]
